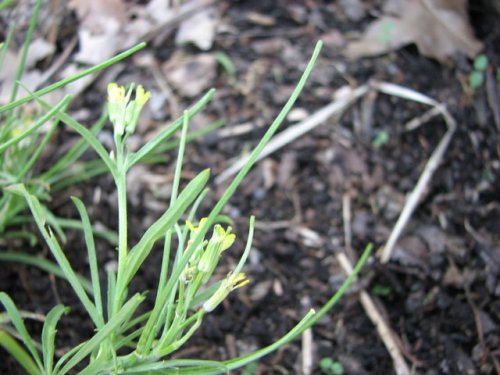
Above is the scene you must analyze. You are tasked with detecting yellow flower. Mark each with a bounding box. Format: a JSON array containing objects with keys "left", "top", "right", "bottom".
[
  {"left": 107, "top": 83, "right": 151, "bottom": 137},
  {"left": 198, "top": 224, "right": 235, "bottom": 276},
  {"left": 125, "top": 85, "right": 151, "bottom": 135},
  {"left": 107, "top": 83, "right": 126, "bottom": 136},
  {"left": 202, "top": 273, "right": 249, "bottom": 312}
]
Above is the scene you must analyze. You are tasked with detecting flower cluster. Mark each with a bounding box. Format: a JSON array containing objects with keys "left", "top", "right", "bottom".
[
  {"left": 107, "top": 83, "right": 151, "bottom": 138},
  {"left": 203, "top": 272, "right": 249, "bottom": 312},
  {"left": 180, "top": 218, "right": 249, "bottom": 312}
]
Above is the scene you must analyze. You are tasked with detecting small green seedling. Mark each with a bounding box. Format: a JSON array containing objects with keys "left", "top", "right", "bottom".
[
  {"left": 469, "top": 54, "right": 488, "bottom": 91},
  {"left": 320, "top": 357, "right": 344, "bottom": 375},
  {"left": 372, "top": 130, "right": 390, "bottom": 148},
  {"left": 213, "top": 51, "right": 236, "bottom": 76},
  {"left": 371, "top": 284, "right": 392, "bottom": 297}
]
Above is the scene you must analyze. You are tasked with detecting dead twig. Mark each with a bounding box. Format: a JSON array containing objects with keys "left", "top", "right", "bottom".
[
  {"left": 301, "top": 327, "right": 314, "bottom": 375},
  {"left": 372, "top": 81, "right": 457, "bottom": 263},
  {"left": 216, "top": 85, "right": 369, "bottom": 184},
  {"left": 336, "top": 252, "right": 412, "bottom": 375},
  {"left": 340, "top": 190, "right": 412, "bottom": 375}
]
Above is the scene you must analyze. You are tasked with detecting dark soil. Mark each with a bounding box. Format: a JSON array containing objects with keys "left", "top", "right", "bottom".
[{"left": 1, "top": 1, "right": 499, "bottom": 374}]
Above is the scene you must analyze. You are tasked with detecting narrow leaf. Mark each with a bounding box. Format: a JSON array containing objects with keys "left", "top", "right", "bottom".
[
  {"left": 0, "top": 293, "right": 42, "bottom": 370},
  {"left": 58, "top": 293, "right": 144, "bottom": 375},
  {"left": 0, "top": 252, "right": 93, "bottom": 294},
  {"left": 123, "top": 169, "right": 210, "bottom": 286},
  {"left": 72, "top": 197, "right": 104, "bottom": 322},
  {"left": 0, "top": 43, "right": 146, "bottom": 113},
  {"left": 126, "top": 89, "right": 215, "bottom": 168},
  {"left": 5, "top": 184, "right": 103, "bottom": 328},
  {"left": 0, "top": 330, "right": 40, "bottom": 375},
  {"left": 42, "top": 305, "right": 69, "bottom": 374}
]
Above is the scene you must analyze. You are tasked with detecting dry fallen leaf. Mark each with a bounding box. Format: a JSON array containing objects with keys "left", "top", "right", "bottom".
[
  {"left": 344, "top": 0, "right": 483, "bottom": 63},
  {"left": 163, "top": 53, "right": 217, "bottom": 97},
  {"left": 175, "top": 6, "right": 219, "bottom": 50},
  {"left": 68, "top": 0, "right": 127, "bottom": 65},
  {"left": 0, "top": 38, "right": 55, "bottom": 103}
]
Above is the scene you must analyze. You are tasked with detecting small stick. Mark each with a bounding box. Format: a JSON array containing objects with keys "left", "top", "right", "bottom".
[
  {"left": 215, "top": 85, "right": 369, "bottom": 184},
  {"left": 217, "top": 121, "right": 264, "bottom": 139},
  {"left": 302, "top": 327, "right": 314, "bottom": 375},
  {"left": 336, "top": 252, "right": 411, "bottom": 375},
  {"left": 403, "top": 106, "right": 441, "bottom": 132},
  {"left": 340, "top": 190, "right": 411, "bottom": 374},
  {"left": 371, "top": 81, "right": 457, "bottom": 263}
]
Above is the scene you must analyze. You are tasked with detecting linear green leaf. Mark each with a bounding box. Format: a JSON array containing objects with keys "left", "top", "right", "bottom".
[
  {"left": 123, "top": 169, "right": 210, "bottom": 286},
  {"left": 58, "top": 293, "right": 144, "bottom": 375},
  {"left": 0, "top": 95, "right": 72, "bottom": 153},
  {"left": 5, "top": 184, "right": 103, "bottom": 328},
  {"left": 0, "top": 330, "right": 40, "bottom": 375},
  {"left": 0, "top": 252, "right": 93, "bottom": 294},
  {"left": 72, "top": 197, "right": 104, "bottom": 323},
  {"left": 0, "top": 293, "right": 42, "bottom": 370},
  {"left": 126, "top": 89, "right": 215, "bottom": 168},
  {"left": 42, "top": 305, "right": 69, "bottom": 374},
  {"left": 0, "top": 43, "right": 146, "bottom": 113}
]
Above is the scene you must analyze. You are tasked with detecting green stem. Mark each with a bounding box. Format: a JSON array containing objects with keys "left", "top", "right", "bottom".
[
  {"left": 113, "top": 168, "right": 128, "bottom": 316},
  {"left": 0, "top": 43, "right": 147, "bottom": 113}
]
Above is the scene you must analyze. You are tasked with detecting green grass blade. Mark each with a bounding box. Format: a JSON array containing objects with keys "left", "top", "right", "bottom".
[
  {"left": 123, "top": 169, "right": 210, "bottom": 287},
  {"left": 126, "top": 89, "right": 215, "bottom": 168},
  {"left": 106, "top": 270, "right": 117, "bottom": 322},
  {"left": 6, "top": 184, "right": 103, "bottom": 328},
  {"left": 54, "top": 217, "right": 118, "bottom": 245},
  {"left": 170, "top": 110, "right": 189, "bottom": 204},
  {"left": 58, "top": 293, "right": 145, "bottom": 375},
  {"left": 0, "top": 252, "right": 93, "bottom": 294},
  {"left": 42, "top": 305, "right": 69, "bottom": 374},
  {"left": 24, "top": 96, "right": 117, "bottom": 179},
  {"left": 0, "top": 95, "right": 72, "bottom": 153},
  {"left": 51, "top": 160, "right": 109, "bottom": 190},
  {"left": 0, "top": 330, "right": 40, "bottom": 375},
  {"left": 301, "top": 244, "right": 373, "bottom": 329},
  {"left": 71, "top": 197, "right": 104, "bottom": 324},
  {"left": 43, "top": 204, "right": 67, "bottom": 244},
  {"left": 16, "top": 113, "right": 59, "bottom": 180},
  {"left": 0, "top": 0, "right": 14, "bottom": 11},
  {"left": 0, "top": 43, "right": 146, "bottom": 113},
  {"left": 143, "top": 119, "right": 225, "bottom": 162},
  {"left": 0, "top": 293, "right": 43, "bottom": 370},
  {"left": 205, "top": 41, "right": 324, "bottom": 222},
  {"left": 41, "top": 109, "right": 108, "bottom": 183},
  {"left": 9, "top": 0, "right": 41, "bottom": 103},
  {"left": 155, "top": 110, "right": 189, "bottom": 300},
  {"left": 124, "top": 359, "right": 229, "bottom": 373},
  {"left": 52, "top": 341, "right": 85, "bottom": 375}
]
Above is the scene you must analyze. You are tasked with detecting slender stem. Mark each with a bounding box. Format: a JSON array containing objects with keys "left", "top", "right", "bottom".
[
  {"left": 112, "top": 138, "right": 128, "bottom": 317},
  {"left": 0, "top": 43, "right": 147, "bottom": 113},
  {"left": 157, "top": 111, "right": 189, "bottom": 298},
  {"left": 114, "top": 171, "right": 128, "bottom": 313},
  {"left": 10, "top": 0, "right": 42, "bottom": 103}
]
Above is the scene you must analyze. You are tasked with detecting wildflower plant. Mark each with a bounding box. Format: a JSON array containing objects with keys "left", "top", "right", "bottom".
[
  {"left": 0, "top": 17, "right": 372, "bottom": 373},
  {"left": 0, "top": 0, "right": 147, "bottom": 247}
]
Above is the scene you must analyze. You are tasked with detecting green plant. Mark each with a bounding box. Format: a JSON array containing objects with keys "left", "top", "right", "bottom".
[
  {"left": 0, "top": 0, "right": 144, "bottom": 245},
  {"left": 468, "top": 54, "right": 488, "bottom": 91},
  {"left": 320, "top": 357, "right": 344, "bottom": 375},
  {"left": 0, "top": 11, "right": 373, "bottom": 372},
  {"left": 372, "top": 130, "right": 390, "bottom": 148},
  {"left": 371, "top": 284, "right": 392, "bottom": 297},
  {"left": 0, "top": 0, "right": 225, "bottom": 276}
]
